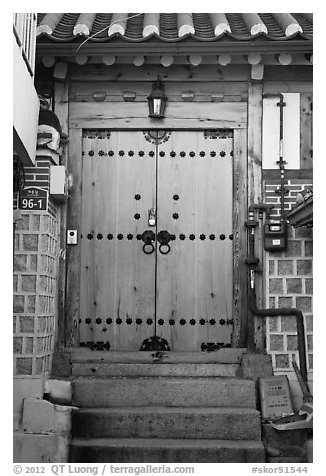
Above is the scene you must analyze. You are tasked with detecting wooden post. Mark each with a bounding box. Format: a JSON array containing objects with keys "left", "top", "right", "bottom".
[
  {"left": 232, "top": 128, "right": 248, "bottom": 348},
  {"left": 54, "top": 81, "right": 69, "bottom": 350},
  {"left": 65, "top": 128, "right": 83, "bottom": 347},
  {"left": 247, "top": 82, "right": 264, "bottom": 352}
]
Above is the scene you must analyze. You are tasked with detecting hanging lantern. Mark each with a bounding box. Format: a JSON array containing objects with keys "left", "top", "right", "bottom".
[{"left": 147, "top": 77, "right": 167, "bottom": 118}]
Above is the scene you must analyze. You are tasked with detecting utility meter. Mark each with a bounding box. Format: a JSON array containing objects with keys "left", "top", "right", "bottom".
[{"left": 263, "top": 221, "right": 287, "bottom": 252}]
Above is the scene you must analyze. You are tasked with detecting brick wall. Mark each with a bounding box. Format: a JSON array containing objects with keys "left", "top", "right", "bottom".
[
  {"left": 13, "top": 153, "right": 60, "bottom": 378},
  {"left": 264, "top": 177, "right": 313, "bottom": 381}
]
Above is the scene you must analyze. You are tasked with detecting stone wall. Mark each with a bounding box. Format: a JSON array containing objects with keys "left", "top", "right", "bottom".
[
  {"left": 264, "top": 176, "right": 313, "bottom": 405},
  {"left": 13, "top": 151, "right": 60, "bottom": 428}
]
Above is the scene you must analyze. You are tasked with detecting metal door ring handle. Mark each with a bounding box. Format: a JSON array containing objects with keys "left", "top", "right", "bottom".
[
  {"left": 159, "top": 243, "right": 171, "bottom": 255},
  {"left": 143, "top": 243, "right": 155, "bottom": 255}
]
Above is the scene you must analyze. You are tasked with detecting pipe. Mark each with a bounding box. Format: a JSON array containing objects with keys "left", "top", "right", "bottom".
[
  {"left": 263, "top": 93, "right": 287, "bottom": 222},
  {"left": 248, "top": 282, "right": 308, "bottom": 384}
]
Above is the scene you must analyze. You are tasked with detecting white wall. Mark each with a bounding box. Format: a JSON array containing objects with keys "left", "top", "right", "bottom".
[{"left": 13, "top": 36, "right": 39, "bottom": 165}]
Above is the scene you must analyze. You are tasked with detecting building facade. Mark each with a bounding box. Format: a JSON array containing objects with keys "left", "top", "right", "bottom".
[{"left": 13, "top": 12, "right": 313, "bottom": 462}]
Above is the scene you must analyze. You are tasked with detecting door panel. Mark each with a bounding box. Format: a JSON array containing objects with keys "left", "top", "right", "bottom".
[
  {"left": 80, "top": 130, "right": 156, "bottom": 350},
  {"left": 156, "top": 130, "right": 234, "bottom": 350}
]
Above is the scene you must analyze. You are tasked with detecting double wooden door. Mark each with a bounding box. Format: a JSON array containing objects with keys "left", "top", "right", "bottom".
[{"left": 79, "top": 129, "right": 234, "bottom": 351}]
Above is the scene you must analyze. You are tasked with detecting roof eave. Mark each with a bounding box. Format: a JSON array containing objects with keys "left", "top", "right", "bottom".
[{"left": 36, "top": 38, "right": 313, "bottom": 58}]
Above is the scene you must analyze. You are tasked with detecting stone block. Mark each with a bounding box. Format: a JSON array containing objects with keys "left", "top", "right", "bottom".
[
  {"left": 239, "top": 353, "right": 274, "bottom": 382},
  {"left": 278, "top": 296, "right": 294, "bottom": 308},
  {"left": 296, "top": 297, "right": 312, "bottom": 313},
  {"left": 297, "top": 260, "right": 312, "bottom": 275},
  {"left": 30, "top": 214, "right": 41, "bottom": 231},
  {"left": 269, "top": 278, "right": 284, "bottom": 294},
  {"left": 295, "top": 227, "right": 312, "bottom": 239},
  {"left": 307, "top": 335, "right": 313, "bottom": 351},
  {"left": 29, "top": 254, "right": 38, "bottom": 272},
  {"left": 286, "top": 335, "right": 298, "bottom": 351},
  {"left": 305, "top": 278, "right": 313, "bottom": 294},
  {"left": 269, "top": 335, "right": 284, "bottom": 351},
  {"left": 285, "top": 240, "right": 302, "bottom": 257},
  {"left": 21, "top": 275, "right": 37, "bottom": 292},
  {"left": 26, "top": 295, "right": 36, "bottom": 313},
  {"left": 25, "top": 337, "right": 34, "bottom": 353},
  {"left": 22, "top": 234, "right": 39, "bottom": 251},
  {"left": 286, "top": 278, "right": 303, "bottom": 294},
  {"left": 22, "top": 398, "right": 75, "bottom": 435},
  {"left": 278, "top": 260, "right": 294, "bottom": 275},
  {"left": 304, "top": 241, "right": 313, "bottom": 257},
  {"left": 13, "top": 377, "right": 46, "bottom": 430},
  {"left": 15, "top": 214, "right": 29, "bottom": 231},
  {"left": 14, "top": 337, "right": 23, "bottom": 353},
  {"left": 51, "top": 351, "right": 71, "bottom": 378},
  {"left": 13, "top": 295, "right": 25, "bottom": 313},
  {"left": 13, "top": 432, "right": 70, "bottom": 463},
  {"left": 275, "top": 354, "right": 290, "bottom": 369},
  {"left": 20, "top": 316, "right": 35, "bottom": 333},
  {"left": 14, "top": 255, "right": 27, "bottom": 272},
  {"left": 269, "top": 260, "right": 275, "bottom": 275},
  {"left": 13, "top": 275, "right": 18, "bottom": 292},
  {"left": 305, "top": 315, "right": 313, "bottom": 332},
  {"left": 281, "top": 315, "right": 297, "bottom": 332},
  {"left": 267, "top": 316, "right": 279, "bottom": 332},
  {"left": 16, "top": 357, "right": 33, "bottom": 375}
]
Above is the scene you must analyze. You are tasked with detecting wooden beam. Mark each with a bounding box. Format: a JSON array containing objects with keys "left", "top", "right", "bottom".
[
  {"left": 160, "top": 55, "right": 174, "bottom": 67},
  {"left": 103, "top": 55, "right": 116, "bottom": 66},
  {"left": 276, "top": 53, "right": 292, "bottom": 66},
  {"left": 218, "top": 54, "right": 232, "bottom": 66},
  {"left": 42, "top": 56, "right": 55, "bottom": 68},
  {"left": 188, "top": 54, "right": 202, "bottom": 66},
  {"left": 247, "top": 54, "right": 262, "bottom": 65},
  {"left": 133, "top": 55, "right": 145, "bottom": 67},
  {"left": 69, "top": 102, "right": 247, "bottom": 130},
  {"left": 75, "top": 55, "right": 88, "bottom": 65}
]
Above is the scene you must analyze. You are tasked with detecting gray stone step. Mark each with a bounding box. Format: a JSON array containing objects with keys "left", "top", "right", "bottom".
[
  {"left": 70, "top": 437, "right": 266, "bottom": 463},
  {"left": 72, "top": 362, "right": 239, "bottom": 378},
  {"left": 69, "top": 349, "right": 246, "bottom": 364},
  {"left": 73, "top": 377, "right": 256, "bottom": 408},
  {"left": 72, "top": 407, "right": 262, "bottom": 440}
]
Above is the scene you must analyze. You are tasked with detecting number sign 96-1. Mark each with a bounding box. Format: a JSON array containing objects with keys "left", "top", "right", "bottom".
[{"left": 19, "top": 187, "right": 48, "bottom": 211}]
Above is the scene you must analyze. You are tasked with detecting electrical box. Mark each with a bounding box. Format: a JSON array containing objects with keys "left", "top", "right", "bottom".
[
  {"left": 263, "top": 221, "right": 287, "bottom": 252},
  {"left": 50, "top": 165, "right": 68, "bottom": 201}
]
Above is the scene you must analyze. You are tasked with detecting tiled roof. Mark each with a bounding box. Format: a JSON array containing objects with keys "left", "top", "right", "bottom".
[{"left": 36, "top": 13, "right": 313, "bottom": 43}]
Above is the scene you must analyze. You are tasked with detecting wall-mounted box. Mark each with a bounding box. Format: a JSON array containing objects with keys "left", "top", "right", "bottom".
[{"left": 50, "top": 165, "right": 68, "bottom": 201}]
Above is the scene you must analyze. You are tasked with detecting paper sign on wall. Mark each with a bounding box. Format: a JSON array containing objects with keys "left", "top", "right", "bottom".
[{"left": 262, "top": 93, "right": 300, "bottom": 169}]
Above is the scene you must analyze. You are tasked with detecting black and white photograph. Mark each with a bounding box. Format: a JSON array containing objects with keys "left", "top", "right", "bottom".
[{"left": 12, "top": 5, "right": 314, "bottom": 471}]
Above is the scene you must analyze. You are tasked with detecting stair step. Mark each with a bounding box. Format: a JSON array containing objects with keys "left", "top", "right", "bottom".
[
  {"left": 72, "top": 362, "right": 239, "bottom": 378},
  {"left": 73, "top": 377, "right": 256, "bottom": 408},
  {"left": 72, "top": 407, "right": 262, "bottom": 440},
  {"left": 69, "top": 349, "right": 246, "bottom": 364},
  {"left": 70, "top": 437, "right": 266, "bottom": 463}
]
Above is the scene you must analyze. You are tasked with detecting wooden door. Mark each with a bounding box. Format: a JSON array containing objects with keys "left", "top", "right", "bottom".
[
  {"left": 80, "top": 130, "right": 156, "bottom": 350},
  {"left": 155, "top": 130, "right": 234, "bottom": 351},
  {"left": 79, "top": 129, "right": 233, "bottom": 351}
]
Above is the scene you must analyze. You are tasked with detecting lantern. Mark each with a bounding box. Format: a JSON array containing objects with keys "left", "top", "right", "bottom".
[{"left": 147, "top": 77, "right": 167, "bottom": 118}]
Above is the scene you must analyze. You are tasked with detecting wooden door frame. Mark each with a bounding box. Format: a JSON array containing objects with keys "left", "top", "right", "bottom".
[{"left": 65, "top": 101, "right": 248, "bottom": 348}]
